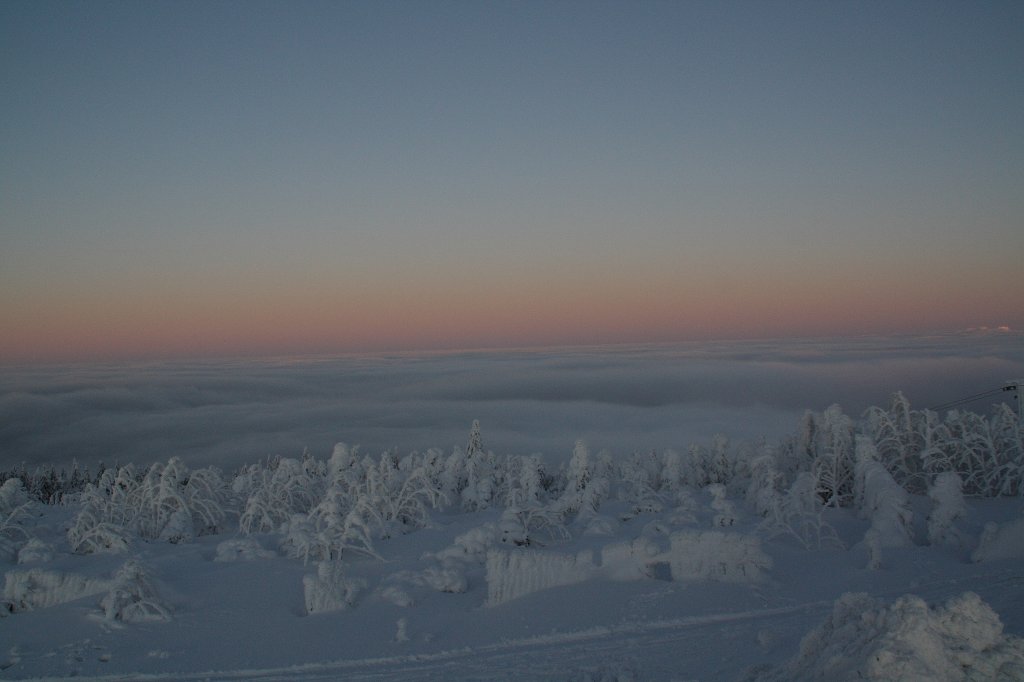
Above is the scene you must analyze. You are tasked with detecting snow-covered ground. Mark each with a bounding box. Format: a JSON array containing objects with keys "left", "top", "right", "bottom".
[{"left": 3, "top": 468, "right": 1024, "bottom": 681}]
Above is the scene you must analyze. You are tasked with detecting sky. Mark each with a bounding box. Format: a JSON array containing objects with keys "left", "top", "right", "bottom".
[{"left": 1, "top": 1, "right": 1023, "bottom": 363}]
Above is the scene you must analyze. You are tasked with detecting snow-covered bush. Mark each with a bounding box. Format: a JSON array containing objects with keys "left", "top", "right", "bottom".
[
  {"left": 0, "top": 478, "right": 33, "bottom": 561},
  {"left": 430, "top": 523, "right": 499, "bottom": 564},
  {"left": 498, "top": 505, "right": 570, "bottom": 547},
  {"left": 855, "top": 440, "right": 913, "bottom": 548},
  {"left": 761, "top": 591, "right": 1024, "bottom": 681},
  {"left": 485, "top": 548, "right": 594, "bottom": 606},
  {"left": 16, "top": 538, "right": 53, "bottom": 564},
  {"left": 239, "top": 457, "right": 320, "bottom": 534},
  {"left": 100, "top": 560, "right": 171, "bottom": 622},
  {"left": 68, "top": 458, "right": 231, "bottom": 550},
  {"left": 618, "top": 451, "right": 665, "bottom": 516},
  {"left": 0, "top": 478, "right": 31, "bottom": 514},
  {"left": 303, "top": 561, "right": 367, "bottom": 614},
  {"left": 667, "top": 530, "right": 771, "bottom": 582},
  {"left": 927, "top": 472, "right": 967, "bottom": 548},
  {"left": 67, "top": 514, "right": 131, "bottom": 555},
  {"left": 760, "top": 472, "right": 841, "bottom": 550}
]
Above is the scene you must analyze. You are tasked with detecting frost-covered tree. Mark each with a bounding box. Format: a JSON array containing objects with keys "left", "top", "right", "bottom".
[
  {"left": 559, "top": 440, "right": 608, "bottom": 517},
  {"left": 761, "top": 472, "right": 841, "bottom": 550},
  {"left": 855, "top": 438, "right": 913, "bottom": 549},
  {"left": 810, "top": 405, "right": 856, "bottom": 507},
  {"left": 466, "top": 420, "right": 484, "bottom": 459}
]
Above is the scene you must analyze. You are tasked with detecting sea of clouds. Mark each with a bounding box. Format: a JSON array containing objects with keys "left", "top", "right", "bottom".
[{"left": 2, "top": 331, "right": 1022, "bottom": 473}]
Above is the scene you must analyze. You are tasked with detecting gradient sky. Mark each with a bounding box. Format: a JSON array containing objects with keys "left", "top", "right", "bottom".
[{"left": 2, "top": 1, "right": 1022, "bottom": 363}]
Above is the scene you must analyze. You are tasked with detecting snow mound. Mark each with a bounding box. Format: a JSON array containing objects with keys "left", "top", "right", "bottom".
[
  {"left": 972, "top": 519, "right": 1024, "bottom": 563},
  {"left": 16, "top": 538, "right": 53, "bottom": 564},
  {"left": 668, "top": 530, "right": 771, "bottom": 582},
  {"left": 765, "top": 591, "right": 1024, "bottom": 681},
  {"left": 3, "top": 568, "right": 109, "bottom": 612},
  {"left": 214, "top": 537, "right": 275, "bottom": 562},
  {"left": 486, "top": 548, "right": 594, "bottom": 606}
]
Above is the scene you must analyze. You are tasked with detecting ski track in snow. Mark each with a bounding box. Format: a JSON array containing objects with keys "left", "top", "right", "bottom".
[
  {"left": 11, "top": 602, "right": 831, "bottom": 682},
  {"left": 10, "top": 567, "right": 1022, "bottom": 682}
]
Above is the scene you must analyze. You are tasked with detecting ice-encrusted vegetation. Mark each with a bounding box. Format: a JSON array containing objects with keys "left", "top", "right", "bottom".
[{"left": 1, "top": 393, "right": 1022, "bottom": 678}]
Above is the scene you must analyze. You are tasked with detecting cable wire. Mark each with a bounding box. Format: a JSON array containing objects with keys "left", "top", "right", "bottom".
[{"left": 928, "top": 385, "right": 1016, "bottom": 413}]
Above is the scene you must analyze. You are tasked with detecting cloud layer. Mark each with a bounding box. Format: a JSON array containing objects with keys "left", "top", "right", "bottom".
[{"left": 2, "top": 332, "right": 1022, "bottom": 473}]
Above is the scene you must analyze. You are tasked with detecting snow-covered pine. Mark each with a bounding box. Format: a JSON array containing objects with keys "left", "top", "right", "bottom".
[
  {"left": 746, "top": 450, "right": 783, "bottom": 518},
  {"left": 619, "top": 451, "right": 665, "bottom": 516},
  {"left": 855, "top": 438, "right": 913, "bottom": 548},
  {"left": 559, "top": 440, "right": 609, "bottom": 519}
]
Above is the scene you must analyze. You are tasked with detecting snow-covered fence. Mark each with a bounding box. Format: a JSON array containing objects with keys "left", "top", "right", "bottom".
[
  {"left": 485, "top": 548, "right": 594, "bottom": 606},
  {"left": 667, "top": 530, "right": 771, "bottom": 582},
  {"left": 3, "top": 568, "right": 109, "bottom": 612}
]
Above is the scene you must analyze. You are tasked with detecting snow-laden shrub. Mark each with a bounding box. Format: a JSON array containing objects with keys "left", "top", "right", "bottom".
[
  {"left": 0, "top": 479, "right": 32, "bottom": 561},
  {"left": 760, "top": 472, "right": 841, "bottom": 550},
  {"left": 972, "top": 518, "right": 1024, "bottom": 563},
  {"left": 855, "top": 440, "right": 913, "bottom": 548},
  {"left": 239, "top": 457, "right": 320, "bottom": 534},
  {"left": 499, "top": 505, "right": 570, "bottom": 547},
  {"left": 928, "top": 472, "right": 967, "bottom": 548},
  {"left": 68, "top": 458, "right": 230, "bottom": 550},
  {"left": 420, "top": 563, "right": 468, "bottom": 593},
  {"left": 67, "top": 513, "right": 131, "bottom": 555},
  {"left": 619, "top": 451, "right": 665, "bottom": 517},
  {"left": 430, "top": 523, "right": 499, "bottom": 564},
  {"left": 3, "top": 568, "right": 109, "bottom": 612},
  {"left": 303, "top": 561, "right": 367, "bottom": 614},
  {"left": 667, "top": 530, "right": 771, "bottom": 583},
  {"left": 0, "top": 478, "right": 31, "bottom": 514},
  {"left": 17, "top": 538, "right": 53, "bottom": 564},
  {"left": 761, "top": 591, "right": 1024, "bottom": 681},
  {"left": 485, "top": 548, "right": 594, "bottom": 606},
  {"left": 214, "top": 537, "right": 275, "bottom": 562},
  {"left": 100, "top": 560, "right": 171, "bottom": 622}
]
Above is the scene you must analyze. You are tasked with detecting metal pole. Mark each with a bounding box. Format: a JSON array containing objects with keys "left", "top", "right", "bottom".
[{"left": 1005, "top": 380, "right": 1023, "bottom": 418}]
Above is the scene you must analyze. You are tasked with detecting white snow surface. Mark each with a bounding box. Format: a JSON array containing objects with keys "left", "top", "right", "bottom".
[{"left": 0, "top": 493, "right": 1022, "bottom": 681}]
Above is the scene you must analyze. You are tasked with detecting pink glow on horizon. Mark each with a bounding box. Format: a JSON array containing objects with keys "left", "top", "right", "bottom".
[{"left": 3, "top": 263, "right": 1020, "bottom": 363}]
